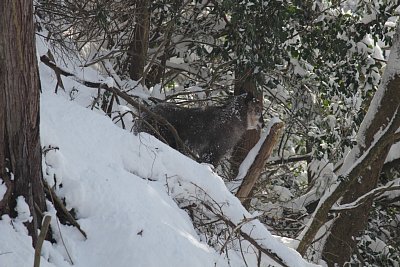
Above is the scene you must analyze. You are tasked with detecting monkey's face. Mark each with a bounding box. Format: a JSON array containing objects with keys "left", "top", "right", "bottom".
[{"left": 246, "top": 100, "right": 264, "bottom": 130}]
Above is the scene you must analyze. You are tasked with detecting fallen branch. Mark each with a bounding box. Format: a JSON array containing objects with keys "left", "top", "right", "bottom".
[
  {"left": 203, "top": 202, "right": 289, "bottom": 267},
  {"left": 186, "top": 182, "right": 291, "bottom": 267}
]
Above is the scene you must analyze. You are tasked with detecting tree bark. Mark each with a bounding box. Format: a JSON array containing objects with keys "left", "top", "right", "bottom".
[
  {"left": 128, "top": 0, "right": 151, "bottom": 83},
  {"left": 0, "top": 0, "right": 46, "bottom": 246}
]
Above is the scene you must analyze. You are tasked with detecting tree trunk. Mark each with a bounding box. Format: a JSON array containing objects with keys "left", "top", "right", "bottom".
[
  {"left": 128, "top": 0, "right": 151, "bottom": 83},
  {"left": 322, "top": 59, "right": 400, "bottom": 264},
  {"left": 229, "top": 69, "right": 262, "bottom": 178},
  {"left": 0, "top": 0, "right": 46, "bottom": 247},
  {"left": 296, "top": 21, "right": 400, "bottom": 264}
]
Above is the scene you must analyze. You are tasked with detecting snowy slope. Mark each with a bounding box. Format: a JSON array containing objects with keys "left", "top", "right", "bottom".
[
  {"left": 41, "top": 91, "right": 230, "bottom": 267},
  {"left": 0, "top": 38, "right": 318, "bottom": 267}
]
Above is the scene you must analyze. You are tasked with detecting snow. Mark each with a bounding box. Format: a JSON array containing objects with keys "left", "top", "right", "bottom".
[
  {"left": 15, "top": 197, "right": 32, "bottom": 224},
  {"left": 0, "top": 182, "right": 6, "bottom": 201},
  {"left": 0, "top": 37, "right": 320, "bottom": 267},
  {"left": 386, "top": 141, "right": 400, "bottom": 163},
  {"left": 0, "top": 215, "right": 53, "bottom": 267}
]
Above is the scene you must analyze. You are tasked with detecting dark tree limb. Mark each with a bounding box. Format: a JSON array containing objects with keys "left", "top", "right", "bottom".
[
  {"left": 320, "top": 31, "right": 400, "bottom": 265},
  {"left": 267, "top": 153, "right": 312, "bottom": 166},
  {"left": 331, "top": 184, "right": 400, "bottom": 212},
  {"left": 128, "top": 0, "right": 150, "bottom": 82},
  {"left": 45, "top": 50, "right": 65, "bottom": 93}
]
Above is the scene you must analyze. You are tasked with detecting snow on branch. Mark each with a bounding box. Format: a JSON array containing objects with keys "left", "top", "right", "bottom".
[{"left": 331, "top": 183, "right": 400, "bottom": 212}]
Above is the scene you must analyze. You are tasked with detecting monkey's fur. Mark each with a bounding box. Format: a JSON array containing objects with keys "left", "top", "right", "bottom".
[{"left": 136, "top": 94, "right": 263, "bottom": 166}]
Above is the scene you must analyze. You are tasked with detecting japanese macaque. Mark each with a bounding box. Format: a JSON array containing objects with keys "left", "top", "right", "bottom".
[{"left": 136, "top": 94, "right": 264, "bottom": 165}]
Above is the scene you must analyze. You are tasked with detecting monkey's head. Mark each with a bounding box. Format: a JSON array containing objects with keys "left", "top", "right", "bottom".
[{"left": 245, "top": 94, "right": 264, "bottom": 130}]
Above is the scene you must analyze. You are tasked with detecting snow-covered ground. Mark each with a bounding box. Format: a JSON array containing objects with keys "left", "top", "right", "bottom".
[{"left": 0, "top": 37, "right": 319, "bottom": 267}]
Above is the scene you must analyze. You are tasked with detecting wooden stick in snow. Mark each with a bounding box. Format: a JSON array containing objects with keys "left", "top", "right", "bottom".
[
  {"left": 33, "top": 215, "right": 51, "bottom": 267},
  {"left": 235, "top": 121, "right": 284, "bottom": 207}
]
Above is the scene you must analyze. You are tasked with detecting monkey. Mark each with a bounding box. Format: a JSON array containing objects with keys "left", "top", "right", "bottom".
[{"left": 135, "top": 93, "right": 264, "bottom": 166}]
